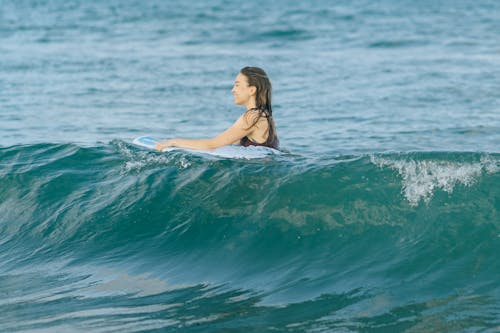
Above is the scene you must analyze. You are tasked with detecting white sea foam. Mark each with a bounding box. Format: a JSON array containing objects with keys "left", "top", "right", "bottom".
[
  {"left": 371, "top": 155, "right": 498, "bottom": 206},
  {"left": 480, "top": 155, "right": 500, "bottom": 173},
  {"left": 115, "top": 141, "right": 191, "bottom": 172},
  {"left": 123, "top": 153, "right": 191, "bottom": 173}
]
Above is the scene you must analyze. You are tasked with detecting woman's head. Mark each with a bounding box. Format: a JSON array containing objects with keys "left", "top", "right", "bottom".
[
  {"left": 232, "top": 67, "right": 272, "bottom": 113},
  {"left": 233, "top": 67, "right": 278, "bottom": 146}
]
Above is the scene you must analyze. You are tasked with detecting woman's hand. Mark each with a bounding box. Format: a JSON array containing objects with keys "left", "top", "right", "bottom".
[{"left": 155, "top": 140, "right": 175, "bottom": 151}]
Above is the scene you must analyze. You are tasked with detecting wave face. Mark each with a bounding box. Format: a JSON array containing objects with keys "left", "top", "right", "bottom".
[{"left": 1, "top": 143, "right": 499, "bottom": 332}]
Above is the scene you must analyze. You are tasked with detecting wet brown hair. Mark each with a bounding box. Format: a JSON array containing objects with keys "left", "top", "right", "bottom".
[{"left": 240, "top": 66, "right": 278, "bottom": 146}]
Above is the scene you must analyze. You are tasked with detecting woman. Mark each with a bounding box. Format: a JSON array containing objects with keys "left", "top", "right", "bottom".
[{"left": 155, "top": 67, "right": 279, "bottom": 151}]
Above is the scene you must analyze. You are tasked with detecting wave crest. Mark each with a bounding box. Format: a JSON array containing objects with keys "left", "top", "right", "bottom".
[{"left": 371, "top": 154, "right": 498, "bottom": 206}]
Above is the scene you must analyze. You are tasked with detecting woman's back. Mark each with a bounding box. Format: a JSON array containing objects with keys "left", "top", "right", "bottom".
[{"left": 240, "top": 109, "right": 279, "bottom": 149}]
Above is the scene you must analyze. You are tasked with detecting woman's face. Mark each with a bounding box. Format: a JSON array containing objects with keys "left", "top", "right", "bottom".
[{"left": 231, "top": 73, "right": 255, "bottom": 106}]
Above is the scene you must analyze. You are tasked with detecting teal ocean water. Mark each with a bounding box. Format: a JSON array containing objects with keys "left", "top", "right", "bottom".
[{"left": 1, "top": 1, "right": 499, "bottom": 332}]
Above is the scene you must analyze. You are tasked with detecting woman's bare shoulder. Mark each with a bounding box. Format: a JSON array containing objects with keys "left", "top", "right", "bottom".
[{"left": 243, "top": 109, "right": 267, "bottom": 125}]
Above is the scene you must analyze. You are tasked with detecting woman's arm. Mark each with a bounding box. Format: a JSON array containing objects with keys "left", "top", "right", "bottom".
[{"left": 155, "top": 114, "right": 252, "bottom": 151}]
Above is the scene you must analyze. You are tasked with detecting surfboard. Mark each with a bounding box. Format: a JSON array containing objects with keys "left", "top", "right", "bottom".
[
  {"left": 132, "top": 135, "right": 162, "bottom": 150},
  {"left": 132, "top": 135, "right": 278, "bottom": 159}
]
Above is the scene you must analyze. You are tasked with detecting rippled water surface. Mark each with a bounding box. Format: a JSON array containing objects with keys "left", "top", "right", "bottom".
[{"left": 2, "top": 0, "right": 499, "bottom": 154}]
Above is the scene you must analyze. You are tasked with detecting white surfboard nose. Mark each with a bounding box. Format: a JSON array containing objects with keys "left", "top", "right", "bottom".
[{"left": 133, "top": 136, "right": 160, "bottom": 150}]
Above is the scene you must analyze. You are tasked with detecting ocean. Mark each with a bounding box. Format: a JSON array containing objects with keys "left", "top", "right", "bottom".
[{"left": 1, "top": 0, "right": 499, "bottom": 332}]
